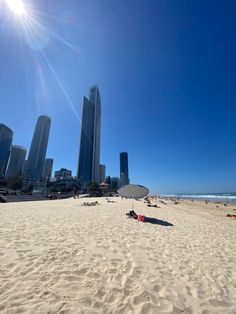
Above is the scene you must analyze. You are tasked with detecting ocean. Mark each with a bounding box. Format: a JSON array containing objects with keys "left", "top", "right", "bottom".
[{"left": 163, "top": 193, "right": 236, "bottom": 203}]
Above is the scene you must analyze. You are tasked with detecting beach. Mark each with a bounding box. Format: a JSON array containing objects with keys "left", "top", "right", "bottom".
[{"left": 0, "top": 197, "right": 235, "bottom": 313}]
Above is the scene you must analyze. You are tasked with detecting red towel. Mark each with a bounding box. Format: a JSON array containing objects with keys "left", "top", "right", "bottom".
[{"left": 137, "top": 215, "right": 145, "bottom": 222}]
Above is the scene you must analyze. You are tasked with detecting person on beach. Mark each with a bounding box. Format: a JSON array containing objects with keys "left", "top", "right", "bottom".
[
  {"left": 126, "top": 210, "right": 145, "bottom": 222},
  {"left": 126, "top": 211, "right": 174, "bottom": 226}
]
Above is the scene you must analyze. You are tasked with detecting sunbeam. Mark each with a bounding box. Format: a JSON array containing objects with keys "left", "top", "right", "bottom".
[
  {"left": 3, "top": 0, "right": 93, "bottom": 145},
  {"left": 22, "top": 17, "right": 95, "bottom": 148},
  {"left": 4, "top": 0, "right": 26, "bottom": 16},
  {"left": 24, "top": 17, "right": 80, "bottom": 120},
  {"left": 26, "top": 13, "right": 79, "bottom": 51}
]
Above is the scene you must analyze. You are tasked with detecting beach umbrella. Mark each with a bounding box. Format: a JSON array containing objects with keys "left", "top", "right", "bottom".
[
  {"left": 118, "top": 184, "right": 149, "bottom": 199},
  {"left": 118, "top": 184, "right": 149, "bottom": 210}
]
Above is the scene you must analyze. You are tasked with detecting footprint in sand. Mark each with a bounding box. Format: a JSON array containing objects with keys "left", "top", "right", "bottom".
[
  {"left": 110, "top": 258, "right": 122, "bottom": 267},
  {"left": 153, "top": 284, "right": 161, "bottom": 293},
  {"left": 76, "top": 267, "right": 89, "bottom": 276},
  {"left": 138, "top": 302, "right": 160, "bottom": 314},
  {"left": 132, "top": 291, "right": 152, "bottom": 306},
  {"left": 114, "top": 273, "right": 127, "bottom": 286},
  {"left": 76, "top": 293, "right": 92, "bottom": 307},
  {"left": 95, "top": 288, "right": 106, "bottom": 299},
  {"left": 87, "top": 271, "right": 100, "bottom": 279}
]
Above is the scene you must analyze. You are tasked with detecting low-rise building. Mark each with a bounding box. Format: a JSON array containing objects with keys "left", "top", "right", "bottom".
[{"left": 55, "top": 168, "right": 72, "bottom": 180}]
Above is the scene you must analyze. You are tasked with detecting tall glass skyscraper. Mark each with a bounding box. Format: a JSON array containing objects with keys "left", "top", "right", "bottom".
[
  {"left": 42, "top": 158, "right": 53, "bottom": 182},
  {"left": 90, "top": 85, "right": 101, "bottom": 183},
  {"left": 77, "top": 86, "right": 101, "bottom": 185},
  {"left": 120, "top": 152, "right": 130, "bottom": 186},
  {"left": 99, "top": 164, "right": 106, "bottom": 183},
  {"left": 6, "top": 145, "right": 26, "bottom": 178},
  {"left": 26, "top": 115, "right": 51, "bottom": 182},
  {"left": 0, "top": 123, "right": 13, "bottom": 176}
]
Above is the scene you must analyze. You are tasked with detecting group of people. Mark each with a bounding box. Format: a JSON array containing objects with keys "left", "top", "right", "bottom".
[{"left": 83, "top": 201, "right": 99, "bottom": 206}]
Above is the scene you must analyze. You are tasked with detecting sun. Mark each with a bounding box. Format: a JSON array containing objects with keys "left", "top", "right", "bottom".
[{"left": 4, "top": 0, "right": 26, "bottom": 16}]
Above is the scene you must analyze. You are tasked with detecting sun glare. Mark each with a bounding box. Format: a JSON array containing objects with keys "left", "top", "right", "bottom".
[{"left": 4, "top": 0, "right": 26, "bottom": 16}]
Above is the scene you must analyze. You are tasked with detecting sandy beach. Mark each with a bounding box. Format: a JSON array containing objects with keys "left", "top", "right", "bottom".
[{"left": 0, "top": 197, "right": 235, "bottom": 313}]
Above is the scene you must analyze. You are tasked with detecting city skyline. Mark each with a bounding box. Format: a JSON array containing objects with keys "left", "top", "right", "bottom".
[
  {"left": 1, "top": 0, "right": 236, "bottom": 193},
  {"left": 0, "top": 109, "right": 127, "bottom": 186}
]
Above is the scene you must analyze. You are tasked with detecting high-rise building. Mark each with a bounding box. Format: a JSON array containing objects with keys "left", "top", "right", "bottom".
[
  {"left": 77, "top": 97, "right": 94, "bottom": 184},
  {"left": 99, "top": 164, "right": 106, "bottom": 183},
  {"left": 0, "top": 124, "right": 13, "bottom": 176},
  {"left": 90, "top": 86, "right": 101, "bottom": 183},
  {"left": 111, "top": 177, "right": 121, "bottom": 190},
  {"left": 22, "top": 160, "right": 28, "bottom": 178},
  {"left": 120, "top": 152, "right": 129, "bottom": 186},
  {"left": 77, "top": 85, "right": 101, "bottom": 185},
  {"left": 42, "top": 158, "right": 53, "bottom": 181},
  {"left": 6, "top": 145, "right": 26, "bottom": 178},
  {"left": 26, "top": 115, "right": 51, "bottom": 182}
]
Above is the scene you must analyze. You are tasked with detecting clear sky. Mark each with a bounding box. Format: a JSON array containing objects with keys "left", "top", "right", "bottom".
[{"left": 0, "top": 0, "right": 236, "bottom": 194}]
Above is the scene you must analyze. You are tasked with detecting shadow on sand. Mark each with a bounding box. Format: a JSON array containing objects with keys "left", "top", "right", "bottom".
[{"left": 144, "top": 217, "right": 173, "bottom": 226}]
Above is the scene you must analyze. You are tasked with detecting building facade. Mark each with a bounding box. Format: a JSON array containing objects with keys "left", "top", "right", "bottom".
[
  {"left": 120, "top": 152, "right": 129, "bottom": 186},
  {"left": 77, "top": 86, "right": 101, "bottom": 186},
  {"left": 111, "top": 177, "right": 121, "bottom": 190},
  {"left": 90, "top": 86, "right": 101, "bottom": 183},
  {"left": 25, "top": 115, "right": 51, "bottom": 182},
  {"left": 22, "top": 160, "right": 28, "bottom": 178},
  {"left": 6, "top": 145, "right": 26, "bottom": 178},
  {"left": 99, "top": 164, "right": 106, "bottom": 183},
  {"left": 42, "top": 158, "right": 53, "bottom": 181},
  {"left": 55, "top": 168, "right": 72, "bottom": 180},
  {"left": 0, "top": 124, "right": 13, "bottom": 176}
]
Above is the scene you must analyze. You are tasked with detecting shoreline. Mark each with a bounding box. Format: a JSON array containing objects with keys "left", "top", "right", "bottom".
[{"left": 159, "top": 194, "right": 236, "bottom": 204}]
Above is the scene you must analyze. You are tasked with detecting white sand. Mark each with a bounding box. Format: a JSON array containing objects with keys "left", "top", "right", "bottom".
[{"left": 0, "top": 197, "right": 235, "bottom": 313}]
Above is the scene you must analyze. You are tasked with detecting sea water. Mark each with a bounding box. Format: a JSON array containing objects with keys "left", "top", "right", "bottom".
[{"left": 164, "top": 193, "right": 236, "bottom": 203}]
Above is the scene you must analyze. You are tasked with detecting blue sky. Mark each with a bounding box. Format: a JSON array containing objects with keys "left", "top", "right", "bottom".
[{"left": 0, "top": 0, "right": 236, "bottom": 194}]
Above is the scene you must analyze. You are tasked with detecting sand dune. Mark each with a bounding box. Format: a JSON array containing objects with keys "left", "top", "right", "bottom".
[{"left": 0, "top": 197, "right": 235, "bottom": 313}]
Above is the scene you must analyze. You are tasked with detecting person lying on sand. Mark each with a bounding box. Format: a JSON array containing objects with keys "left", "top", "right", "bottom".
[
  {"left": 126, "top": 211, "right": 174, "bottom": 226},
  {"left": 160, "top": 200, "right": 167, "bottom": 205},
  {"left": 226, "top": 214, "right": 236, "bottom": 218},
  {"left": 126, "top": 210, "right": 145, "bottom": 222}
]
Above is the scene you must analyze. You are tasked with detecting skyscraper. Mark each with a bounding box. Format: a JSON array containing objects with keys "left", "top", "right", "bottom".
[
  {"left": 6, "top": 145, "right": 26, "bottom": 178},
  {"left": 26, "top": 115, "right": 51, "bottom": 182},
  {"left": 90, "top": 85, "right": 101, "bottom": 183},
  {"left": 42, "top": 158, "right": 53, "bottom": 182},
  {"left": 22, "top": 160, "right": 28, "bottom": 178},
  {"left": 99, "top": 164, "right": 106, "bottom": 183},
  {"left": 77, "top": 86, "right": 101, "bottom": 185},
  {"left": 0, "top": 123, "right": 13, "bottom": 176},
  {"left": 120, "top": 152, "right": 129, "bottom": 186}
]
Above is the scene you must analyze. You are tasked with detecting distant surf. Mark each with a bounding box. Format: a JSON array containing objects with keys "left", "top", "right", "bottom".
[{"left": 162, "top": 193, "right": 236, "bottom": 203}]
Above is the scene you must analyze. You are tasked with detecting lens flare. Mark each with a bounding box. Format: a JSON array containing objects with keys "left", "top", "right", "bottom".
[
  {"left": 4, "top": 0, "right": 26, "bottom": 16},
  {"left": 3, "top": 0, "right": 82, "bottom": 125}
]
